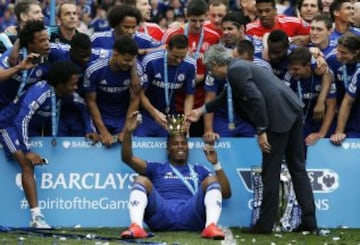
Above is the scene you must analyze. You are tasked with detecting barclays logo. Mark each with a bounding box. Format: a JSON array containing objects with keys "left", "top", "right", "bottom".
[
  {"left": 132, "top": 141, "right": 167, "bottom": 149},
  {"left": 61, "top": 140, "right": 102, "bottom": 149},
  {"left": 237, "top": 168, "right": 340, "bottom": 193},
  {"left": 342, "top": 142, "right": 350, "bottom": 149},
  {"left": 29, "top": 140, "right": 43, "bottom": 148},
  {"left": 188, "top": 142, "right": 195, "bottom": 149},
  {"left": 15, "top": 173, "right": 24, "bottom": 190},
  {"left": 15, "top": 173, "right": 39, "bottom": 191},
  {"left": 15, "top": 172, "right": 138, "bottom": 190},
  {"left": 187, "top": 141, "right": 232, "bottom": 149},
  {"left": 342, "top": 142, "right": 360, "bottom": 150},
  {"left": 62, "top": 140, "right": 71, "bottom": 149}
]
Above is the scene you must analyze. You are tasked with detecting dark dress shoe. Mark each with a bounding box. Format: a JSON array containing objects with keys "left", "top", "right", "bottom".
[
  {"left": 243, "top": 225, "right": 272, "bottom": 235},
  {"left": 292, "top": 223, "right": 318, "bottom": 234}
]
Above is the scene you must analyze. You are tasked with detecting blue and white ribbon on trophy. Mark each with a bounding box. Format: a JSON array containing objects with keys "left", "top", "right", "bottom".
[
  {"left": 251, "top": 164, "right": 302, "bottom": 231},
  {"left": 250, "top": 166, "right": 263, "bottom": 226},
  {"left": 279, "top": 165, "right": 302, "bottom": 231}
]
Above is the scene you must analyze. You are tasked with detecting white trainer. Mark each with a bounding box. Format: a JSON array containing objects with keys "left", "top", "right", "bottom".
[{"left": 29, "top": 215, "right": 51, "bottom": 229}]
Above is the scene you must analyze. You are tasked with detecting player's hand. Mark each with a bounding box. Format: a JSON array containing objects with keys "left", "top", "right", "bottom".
[
  {"left": 308, "top": 47, "right": 323, "bottom": 58},
  {"left": 203, "top": 143, "right": 218, "bottom": 164},
  {"left": 203, "top": 131, "right": 220, "bottom": 145},
  {"left": 305, "top": 132, "right": 322, "bottom": 146},
  {"left": 25, "top": 152, "right": 43, "bottom": 166},
  {"left": 314, "top": 56, "right": 328, "bottom": 75},
  {"left": 290, "top": 35, "right": 310, "bottom": 46},
  {"left": 153, "top": 109, "right": 167, "bottom": 129},
  {"left": 17, "top": 53, "right": 41, "bottom": 70},
  {"left": 168, "top": 21, "right": 183, "bottom": 30},
  {"left": 257, "top": 132, "right": 271, "bottom": 153},
  {"left": 99, "top": 130, "right": 114, "bottom": 147},
  {"left": 186, "top": 108, "right": 202, "bottom": 123},
  {"left": 85, "top": 132, "right": 100, "bottom": 145},
  {"left": 4, "top": 25, "right": 17, "bottom": 34},
  {"left": 330, "top": 133, "right": 346, "bottom": 145},
  {"left": 125, "top": 110, "right": 142, "bottom": 133}
]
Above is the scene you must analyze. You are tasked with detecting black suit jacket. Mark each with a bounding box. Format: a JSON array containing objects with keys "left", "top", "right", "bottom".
[{"left": 206, "top": 59, "right": 304, "bottom": 133}]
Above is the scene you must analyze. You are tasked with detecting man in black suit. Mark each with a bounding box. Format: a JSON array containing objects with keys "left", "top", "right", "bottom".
[{"left": 187, "top": 44, "right": 317, "bottom": 234}]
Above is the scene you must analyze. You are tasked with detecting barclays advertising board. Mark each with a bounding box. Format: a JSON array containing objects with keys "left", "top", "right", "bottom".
[{"left": 0, "top": 137, "right": 358, "bottom": 228}]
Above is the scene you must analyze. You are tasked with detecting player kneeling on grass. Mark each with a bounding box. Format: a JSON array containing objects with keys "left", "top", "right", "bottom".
[{"left": 120, "top": 112, "right": 231, "bottom": 240}]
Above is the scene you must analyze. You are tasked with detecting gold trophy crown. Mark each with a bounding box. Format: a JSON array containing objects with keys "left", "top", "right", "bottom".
[{"left": 167, "top": 114, "right": 186, "bottom": 136}]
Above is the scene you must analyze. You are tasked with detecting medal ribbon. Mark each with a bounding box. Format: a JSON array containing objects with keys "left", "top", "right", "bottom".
[
  {"left": 279, "top": 166, "right": 302, "bottom": 231},
  {"left": 251, "top": 166, "right": 263, "bottom": 226},
  {"left": 297, "top": 75, "right": 314, "bottom": 123},
  {"left": 169, "top": 163, "right": 198, "bottom": 196},
  {"left": 163, "top": 51, "right": 171, "bottom": 114},
  {"left": 342, "top": 64, "right": 348, "bottom": 89},
  {"left": 143, "top": 24, "right": 149, "bottom": 36},
  {"left": 184, "top": 24, "right": 204, "bottom": 60},
  {"left": 280, "top": 180, "right": 302, "bottom": 231},
  {"left": 226, "top": 80, "right": 234, "bottom": 128},
  {"left": 51, "top": 86, "right": 61, "bottom": 145},
  {"left": 17, "top": 48, "right": 34, "bottom": 97},
  {"left": 296, "top": 80, "right": 303, "bottom": 101}
]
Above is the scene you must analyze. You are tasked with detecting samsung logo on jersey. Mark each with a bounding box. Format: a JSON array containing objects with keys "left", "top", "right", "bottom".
[
  {"left": 164, "top": 172, "right": 196, "bottom": 180},
  {"left": 13, "top": 73, "right": 41, "bottom": 83},
  {"left": 99, "top": 86, "right": 129, "bottom": 93},
  {"left": 152, "top": 80, "right": 183, "bottom": 89},
  {"left": 34, "top": 172, "right": 138, "bottom": 190}
]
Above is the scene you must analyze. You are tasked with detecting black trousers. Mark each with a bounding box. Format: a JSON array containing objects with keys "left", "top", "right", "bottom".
[{"left": 256, "top": 113, "right": 317, "bottom": 231}]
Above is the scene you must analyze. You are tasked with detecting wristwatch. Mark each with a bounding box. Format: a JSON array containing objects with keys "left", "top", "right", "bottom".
[{"left": 256, "top": 127, "right": 267, "bottom": 135}]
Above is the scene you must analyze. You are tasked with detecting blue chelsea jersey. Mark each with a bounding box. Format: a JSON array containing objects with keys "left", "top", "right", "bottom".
[
  {"left": 145, "top": 161, "right": 213, "bottom": 200},
  {"left": 0, "top": 81, "right": 53, "bottom": 151},
  {"left": 283, "top": 71, "right": 337, "bottom": 122},
  {"left": 83, "top": 58, "right": 146, "bottom": 118},
  {"left": 141, "top": 50, "right": 196, "bottom": 114},
  {"left": 344, "top": 66, "right": 360, "bottom": 133}
]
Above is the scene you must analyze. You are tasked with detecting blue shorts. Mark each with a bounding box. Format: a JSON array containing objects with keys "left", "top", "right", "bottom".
[
  {"left": 144, "top": 187, "right": 206, "bottom": 231},
  {"left": 0, "top": 127, "right": 25, "bottom": 156},
  {"left": 346, "top": 131, "right": 360, "bottom": 138},
  {"left": 59, "top": 109, "right": 86, "bottom": 136},
  {"left": 102, "top": 117, "right": 126, "bottom": 135}
]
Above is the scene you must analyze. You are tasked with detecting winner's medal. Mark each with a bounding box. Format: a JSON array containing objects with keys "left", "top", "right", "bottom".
[
  {"left": 228, "top": 122, "right": 235, "bottom": 130},
  {"left": 50, "top": 87, "right": 60, "bottom": 147}
]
